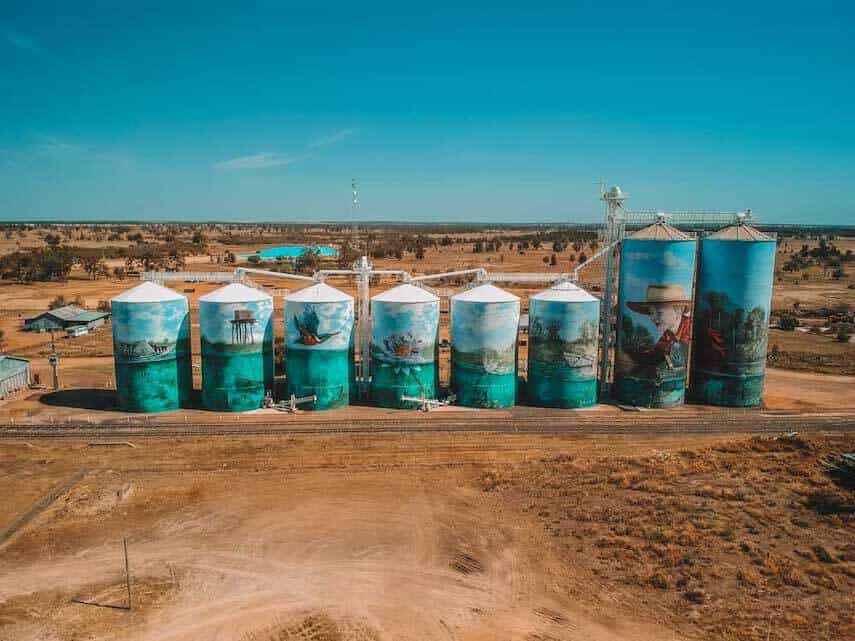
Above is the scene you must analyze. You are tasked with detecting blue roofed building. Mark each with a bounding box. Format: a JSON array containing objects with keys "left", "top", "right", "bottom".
[{"left": 23, "top": 305, "right": 110, "bottom": 333}]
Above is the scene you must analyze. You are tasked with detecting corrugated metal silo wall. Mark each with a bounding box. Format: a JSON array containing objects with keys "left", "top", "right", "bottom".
[
  {"left": 615, "top": 238, "right": 697, "bottom": 407},
  {"left": 285, "top": 299, "right": 354, "bottom": 409},
  {"left": 690, "top": 238, "right": 776, "bottom": 406},
  {"left": 370, "top": 299, "right": 440, "bottom": 408},
  {"left": 450, "top": 299, "right": 520, "bottom": 408},
  {"left": 112, "top": 298, "right": 192, "bottom": 412},
  {"left": 527, "top": 298, "right": 600, "bottom": 408},
  {"left": 200, "top": 298, "right": 274, "bottom": 411}
]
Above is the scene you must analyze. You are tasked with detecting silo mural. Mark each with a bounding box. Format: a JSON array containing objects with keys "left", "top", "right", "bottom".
[
  {"left": 615, "top": 223, "right": 697, "bottom": 407},
  {"left": 370, "top": 284, "right": 440, "bottom": 408},
  {"left": 451, "top": 284, "right": 520, "bottom": 409},
  {"left": 527, "top": 282, "right": 600, "bottom": 408},
  {"left": 111, "top": 281, "right": 192, "bottom": 413},
  {"left": 200, "top": 283, "right": 274, "bottom": 412},
  {"left": 691, "top": 224, "right": 776, "bottom": 407},
  {"left": 284, "top": 283, "right": 354, "bottom": 410}
]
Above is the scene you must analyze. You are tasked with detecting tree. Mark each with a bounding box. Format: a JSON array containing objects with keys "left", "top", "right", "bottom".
[
  {"left": 473, "top": 240, "right": 484, "bottom": 253},
  {"left": 0, "top": 329, "right": 6, "bottom": 352},
  {"left": 192, "top": 230, "right": 207, "bottom": 245},
  {"left": 578, "top": 252, "right": 588, "bottom": 264},
  {"left": 295, "top": 248, "right": 320, "bottom": 274},
  {"left": 97, "top": 300, "right": 111, "bottom": 312},
  {"left": 44, "top": 233, "right": 62, "bottom": 247},
  {"left": 80, "top": 255, "right": 108, "bottom": 280},
  {"left": 113, "top": 266, "right": 126, "bottom": 280},
  {"left": 49, "top": 295, "right": 67, "bottom": 309},
  {"left": 550, "top": 254, "right": 557, "bottom": 266}
]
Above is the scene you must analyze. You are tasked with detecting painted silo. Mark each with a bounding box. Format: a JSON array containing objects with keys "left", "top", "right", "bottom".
[
  {"left": 111, "top": 281, "right": 192, "bottom": 412},
  {"left": 527, "top": 281, "right": 600, "bottom": 408},
  {"left": 199, "top": 283, "right": 274, "bottom": 411},
  {"left": 451, "top": 284, "right": 520, "bottom": 408},
  {"left": 690, "top": 223, "right": 776, "bottom": 407},
  {"left": 370, "top": 284, "right": 440, "bottom": 408},
  {"left": 614, "top": 221, "right": 697, "bottom": 408},
  {"left": 284, "top": 283, "right": 354, "bottom": 410}
]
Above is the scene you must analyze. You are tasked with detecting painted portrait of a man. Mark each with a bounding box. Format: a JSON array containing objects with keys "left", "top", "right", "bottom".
[{"left": 618, "top": 284, "right": 692, "bottom": 379}]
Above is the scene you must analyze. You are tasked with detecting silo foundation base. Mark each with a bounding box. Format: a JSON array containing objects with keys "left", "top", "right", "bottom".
[{"left": 691, "top": 369, "right": 765, "bottom": 407}]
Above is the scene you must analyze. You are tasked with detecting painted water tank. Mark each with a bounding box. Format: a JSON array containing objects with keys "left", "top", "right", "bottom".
[
  {"left": 199, "top": 283, "right": 274, "bottom": 411},
  {"left": 284, "top": 283, "right": 354, "bottom": 410},
  {"left": 690, "top": 223, "right": 776, "bottom": 407},
  {"left": 615, "top": 220, "right": 697, "bottom": 408},
  {"left": 450, "top": 284, "right": 520, "bottom": 408},
  {"left": 527, "top": 281, "right": 600, "bottom": 408},
  {"left": 111, "top": 281, "right": 192, "bottom": 412},
  {"left": 370, "top": 284, "right": 440, "bottom": 408}
]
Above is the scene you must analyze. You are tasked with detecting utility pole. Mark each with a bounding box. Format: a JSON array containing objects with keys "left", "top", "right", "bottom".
[{"left": 48, "top": 331, "right": 60, "bottom": 390}]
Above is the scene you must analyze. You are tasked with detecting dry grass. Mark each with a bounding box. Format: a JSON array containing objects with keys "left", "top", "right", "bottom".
[{"left": 489, "top": 434, "right": 855, "bottom": 641}]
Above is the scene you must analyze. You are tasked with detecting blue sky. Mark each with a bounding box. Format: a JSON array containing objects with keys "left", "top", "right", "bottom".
[{"left": 1, "top": 2, "right": 852, "bottom": 223}]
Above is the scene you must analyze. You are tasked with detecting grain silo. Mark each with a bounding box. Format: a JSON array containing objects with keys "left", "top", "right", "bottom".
[
  {"left": 370, "top": 284, "right": 440, "bottom": 408},
  {"left": 450, "top": 283, "right": 520, "bottom": 408},
  {"left": 111, "top": 281, "right": 192, "bottom": 412},
  {"left": 690, "top": 221, "right": 776, "bottom": 407},
  {"left": 614, "top": 220, "right": 697, "bottom": 408},
  {"left": 199, "top": 283, "right": 274, "bottom": 411},
  {"left": 527, "top": 281, "right": 600, "bottom": 408},
  {"left": 284, "top": 283, "right": 354, "bottom": 410}
]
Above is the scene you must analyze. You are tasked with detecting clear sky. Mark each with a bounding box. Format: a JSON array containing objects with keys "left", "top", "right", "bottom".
[{"left": 1, "top": 2, "right": 852, "bottom": 224}]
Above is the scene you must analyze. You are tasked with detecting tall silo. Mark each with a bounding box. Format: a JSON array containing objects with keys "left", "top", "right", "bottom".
[
  {"left": 370, "top": 284, "right": 440, "bottom": 408},
  {"left": 527, "top": 281, "right": 600, "bottom": 408},
  {"left": 284, "top": 282, "right": 354, "bottom": 410},
  {"left": 111, "top": 281, "right": 192, "bottom": 412},
  {"left": 450, "top": 284, "right": 520, "bottom": 408},
  {"left": 614, "top": 220, "right": 697, "bottom": 408},
  {"left": 690, "top": 222, "right": 776, "bottom": 406},
  {"left": 199, "top": 283, "right": 274, "bottom": 411}
]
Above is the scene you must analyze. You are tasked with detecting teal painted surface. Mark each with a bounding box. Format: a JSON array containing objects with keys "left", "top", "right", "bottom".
[
  {"left": 112, "top": 298, "right": 192, "bottom": 413},
  {"left": 615, "top": 238, "right": 697, "bottom": 408},
  {"left": 285, "top": 299, "right": 354, "bottom": 410},
  {"left": 370, "top": 299, "right": 439, "bottom": 408},
  {"left": 691, "top": 238, "right": 776, "bottom": 407},
  {"left": 255, "top": 245, "right": 338, "bottom": 259},
  {"left": 451, "top": 299, "right": 519, "bottom": 409},
  {"left": 527, "top": 298, "right": 599, "bottom": 408},
  {"left": 200, "top": 297, "right": 274, "bottom": 411}
]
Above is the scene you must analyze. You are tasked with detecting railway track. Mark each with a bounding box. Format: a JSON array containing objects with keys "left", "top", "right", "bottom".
[{"left": 1, "top": 411, "right": 853, "bottom": 439}]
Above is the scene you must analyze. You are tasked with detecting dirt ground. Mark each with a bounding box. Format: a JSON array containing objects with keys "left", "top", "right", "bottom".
[{"left": 0, "top": 431, "right": 852, "bottom": 641}]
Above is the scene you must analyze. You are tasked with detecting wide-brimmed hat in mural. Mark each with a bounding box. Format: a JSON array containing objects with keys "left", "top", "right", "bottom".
[{"left": 627, "top": 284, "right": 691, "bottom": 314}]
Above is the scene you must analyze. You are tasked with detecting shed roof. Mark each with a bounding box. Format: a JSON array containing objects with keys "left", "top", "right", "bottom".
[
  {"left": 45, "top": 305, "right": 86, "bottom": 321},
  {"left": 0, "top": 355, "right": 29, "bottom": 378},
  {"left": 71, "top": 310, "right": 109, "bottom": 323}
]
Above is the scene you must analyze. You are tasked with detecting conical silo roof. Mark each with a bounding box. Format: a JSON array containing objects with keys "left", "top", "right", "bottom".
[
  {"left": 530, "top": 281, "right": 598, "bottom": 303},
  {"left": 111, "top": 281, "right": 185, "bottom": 304},
  {"left": 630, "top": 220, "right": 692, "bottom": 241},
  {"left": 707, "top": 223, "right": 771, "bottom": 241},
  {"left": 284, "top": 282, "right": 353, "bottom": 303},
  {"left": 199, "top": 282, "right": 271, "bottom": 303},
  {"left": 372, "top": 283, "right": 438, "bottom": 303},
  {"left": 451, "top": 283, "right": 519, "bottom": 303}
]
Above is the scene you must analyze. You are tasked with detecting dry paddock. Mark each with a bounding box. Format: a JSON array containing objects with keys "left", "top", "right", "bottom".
[{"left": 0, "top": 426, "right": 853, "bottom": 641}]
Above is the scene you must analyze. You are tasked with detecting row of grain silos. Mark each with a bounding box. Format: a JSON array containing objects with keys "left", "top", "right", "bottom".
[
  {"left": 109, "top": 217, "right": 774, "bottom": 413},
  {"left": 109, "top": 279, "right": 601, "bottom": 412},
  {"left": 614, "top": 218, "right": 776, "bottom": 408}
]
